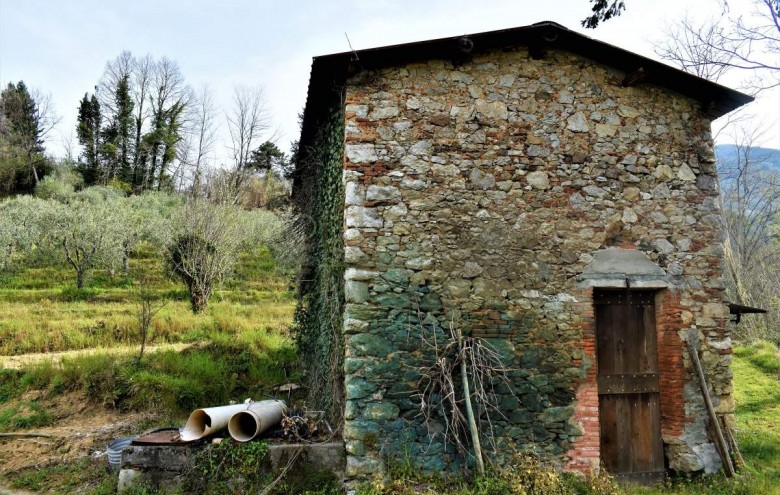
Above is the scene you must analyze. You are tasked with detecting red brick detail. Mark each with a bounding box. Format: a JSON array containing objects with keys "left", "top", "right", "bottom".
[
  {"left": 565, "top": 289, "right": 601, "bottom": 475},
  {"left": 565, "top": 288, "right": 691, "bottom": 474},
  {"left": 655, "top": 290, "right": 689, "bottom": 438}
]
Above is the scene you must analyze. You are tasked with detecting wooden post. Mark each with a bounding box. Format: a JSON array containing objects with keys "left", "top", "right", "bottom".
[
  {"left": 457, "top": 326, "right": 485, "bottom": 475},
  {"left": 685, "top": 328, "right": 736, "bottom": 477}
]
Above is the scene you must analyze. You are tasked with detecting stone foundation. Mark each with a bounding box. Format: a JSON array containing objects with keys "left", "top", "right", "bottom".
[{"left": 117, "top": 442, "right": 346, "bottom": 494}]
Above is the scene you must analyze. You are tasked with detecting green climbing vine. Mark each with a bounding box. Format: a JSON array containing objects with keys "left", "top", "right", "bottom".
[{"left": 292, "top": 86, "right": 347, "bottom": 422}]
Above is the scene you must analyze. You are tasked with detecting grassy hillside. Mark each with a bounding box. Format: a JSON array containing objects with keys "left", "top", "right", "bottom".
[
  {"left": 0, "top": 244, "right": 294, "bottom": 356},
  {"left": 0, "top": 244, "right": 298, "bottom": 425},
  {"left": 731, "top": 343, "right": 780, "bottom": 488}
]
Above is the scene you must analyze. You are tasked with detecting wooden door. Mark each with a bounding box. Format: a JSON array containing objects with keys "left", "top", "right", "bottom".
[{"left": 595, "top": 289, "right": 664, "bottom": 483}]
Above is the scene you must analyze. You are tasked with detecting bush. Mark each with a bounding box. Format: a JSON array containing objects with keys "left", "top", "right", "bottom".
[{"left": 35, "top": 175, "right": 75, "bottom": 201}]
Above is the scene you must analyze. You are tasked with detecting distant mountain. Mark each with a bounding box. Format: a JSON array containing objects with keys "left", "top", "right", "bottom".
[{"left": 715, "top": 145, "right": 780, "bottom": 172}]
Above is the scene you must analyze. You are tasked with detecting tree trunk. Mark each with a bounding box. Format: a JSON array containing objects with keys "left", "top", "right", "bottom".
[
  {"left": 123, "top": 243, "right": 131, "bottom": 273},
  {"left": 189, "top": 284, "right": 211, "bottom": 314},
  {"left": 29, "top": 152, "right": 40, "bottom": 185},
  {"left": 457, "top": 327, "right": 485, "bottom": 475},
  {"left": 76, "top": 270, "right": 85, "bottom": 290}
]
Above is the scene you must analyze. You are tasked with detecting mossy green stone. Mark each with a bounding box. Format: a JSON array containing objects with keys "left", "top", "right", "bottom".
[
  {"left": 344, "top": 358, "right": 366, "bottom": 374},
  {"left": 373, "top": 292, "right": 409, "bottom": 308},
  {"left": 540, "top": 406, "right": 574, "bottom": 423},
  {"left": 345, "top": 377, "right": 376, "bottom": 399},
  {"left": 520, "top": 347, "right": 542, "bottom": 367},
  {"left": 349, "top": 333, "right": 392, "bottom": 357},
  {"left": 343, "top": 420, "right": 381, "bottom": 441},
  {"left": 382, "top": 268, "right": 410, "bottom": 285},
  {"left": 484, "top": 338, "right": 515, "bottom": 362},
  {"left": 363, "top": 401, "right": 400, "bottom": 421}
]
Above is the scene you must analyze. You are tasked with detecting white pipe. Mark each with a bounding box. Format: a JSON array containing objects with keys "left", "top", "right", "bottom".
[
  {"left": 181, "top": 403, "right": 256, "bottom": 441},
  {"left": 228, "top": 400, "right": 287, "bottom": 442}
]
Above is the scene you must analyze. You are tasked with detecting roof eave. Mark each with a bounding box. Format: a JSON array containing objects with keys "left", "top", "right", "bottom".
[{"left": 311, "top": 22, "right": 754, "bottom": 119}]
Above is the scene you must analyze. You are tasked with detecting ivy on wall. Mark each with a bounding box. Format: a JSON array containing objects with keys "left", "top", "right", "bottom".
[{"left": 292, "top": 81, "right": 347, "bottom": 421}]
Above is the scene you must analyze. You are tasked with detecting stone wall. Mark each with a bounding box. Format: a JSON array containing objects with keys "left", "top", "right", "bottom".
[{"left": 337, "top": 47, "right": 733, "bottom": 478}]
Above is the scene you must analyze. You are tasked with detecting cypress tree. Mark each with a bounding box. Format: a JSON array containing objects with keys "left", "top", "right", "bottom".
[{"left": 76, "top": 93, "right": 102, "bottom": 185}]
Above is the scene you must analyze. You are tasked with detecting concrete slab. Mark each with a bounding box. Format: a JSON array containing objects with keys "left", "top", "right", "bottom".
[{"left": 578, "top": 248, "right": 668, "bottom": 288}]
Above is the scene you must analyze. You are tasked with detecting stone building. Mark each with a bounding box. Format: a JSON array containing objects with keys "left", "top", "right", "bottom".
[{"left": 292, "top": 21, "right": 753, "bottom": 483}]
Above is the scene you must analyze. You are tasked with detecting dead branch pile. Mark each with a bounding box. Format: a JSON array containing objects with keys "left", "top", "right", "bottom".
[{"left": 414, "top": 320, "right": 517, "bottom": 473}]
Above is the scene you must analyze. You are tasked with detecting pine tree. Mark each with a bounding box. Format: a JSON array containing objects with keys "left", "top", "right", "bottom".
[
  {"left": 0, "top": 81, "right": 52, "bottom": 192},
  {"left": 95, "top": 75, "right": 135, "bottom": 184},
  {"left": 113, "top": 75, "right": 134, "bottom": 183}
]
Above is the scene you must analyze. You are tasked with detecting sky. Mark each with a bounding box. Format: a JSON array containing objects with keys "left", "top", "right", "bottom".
[{"left": 1, "top": 0, "right": 778, "bottom": 162}]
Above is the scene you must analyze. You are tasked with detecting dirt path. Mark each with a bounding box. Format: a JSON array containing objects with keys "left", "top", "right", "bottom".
[
  {"left": 0, "top": 343, "right": 192, "bottom": 370},
  {"left": 0, "top": 391, "right": 154, "bottom": 473}
]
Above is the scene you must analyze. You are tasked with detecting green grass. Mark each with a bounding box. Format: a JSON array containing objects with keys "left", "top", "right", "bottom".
[
  {"left": 0, "top": 244, "right": 295, "bottom": 355},
  {"left": 8, "top": 456, "right": 117, "bottom": 494},
  {"left": 2, "top": 335, "right": 299, "bottom": 418},
  {"left": 0, "top": 241, "right": 300, "bottom": 421},
  {"left": 0, "top": 400, "right": 52, "bottom": 430}
]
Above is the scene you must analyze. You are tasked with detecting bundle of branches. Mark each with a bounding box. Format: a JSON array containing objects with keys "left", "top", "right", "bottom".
[
  {"left": 415, "top": 321, "right": 517, "bottom": 475},
  {"left": 279, "top": 408, "right": 337, "bottom": 443}
]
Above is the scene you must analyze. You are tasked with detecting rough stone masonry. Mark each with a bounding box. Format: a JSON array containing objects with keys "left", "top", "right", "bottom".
[{"left": 297, "top": 29, "right": 746, "bottom": 481}]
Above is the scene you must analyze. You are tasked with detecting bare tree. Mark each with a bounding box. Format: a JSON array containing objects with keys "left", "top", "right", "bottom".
[
  {"left": 98, "top": 51, "right": 134, "bottom": 114},
  {"left": 225, "top": 85, "right": 272, "bottom": 195},
  {"left": 60, "top": 130, "right": 77, "bottom": 163},
  {"left": 135, "top": 279, "right": 167, "bottom": 362},
  {"left": 131, "top": 54, "right": 155, "bottom": 185},
  {"left": 719, "top": 126, "right": 780, "bottom": 342},
  {"left": 655, "top": 0, "right": 780, "bottom": 92},
  {"left": 24, "top": 88, "right": 59, "bottom": 185},
  {"left": 175, "top": 85, "right": 217, "bottom": 192}
]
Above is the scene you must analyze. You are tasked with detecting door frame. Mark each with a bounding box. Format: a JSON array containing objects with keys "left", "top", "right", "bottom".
[{"left": 593, "top": 288, "right": 666, "bottom": 483}]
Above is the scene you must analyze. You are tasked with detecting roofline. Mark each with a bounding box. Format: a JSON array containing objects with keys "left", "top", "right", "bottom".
[{"left": 310, "top": 21, "right": 753, "bottom": 119}]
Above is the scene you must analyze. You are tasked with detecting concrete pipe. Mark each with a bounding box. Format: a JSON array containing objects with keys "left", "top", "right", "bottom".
[
  {"left": 228, "top": 400, "right": 287, "bottom": 442},
  {"left": 181, "top": 403, "right": 256, "bottom": 441}
]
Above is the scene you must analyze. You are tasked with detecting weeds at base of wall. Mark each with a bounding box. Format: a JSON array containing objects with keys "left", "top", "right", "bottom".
[
  {"left": 357, "top": 453, "right": 620, "bottom": 495},
  {"left": 185, "top": 440, "right": 341, "bottom": 495}
]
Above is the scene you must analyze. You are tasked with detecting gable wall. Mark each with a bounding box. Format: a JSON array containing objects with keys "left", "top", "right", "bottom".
[{"left": 338, "top": 47, "right": 732, "bottom": 478}]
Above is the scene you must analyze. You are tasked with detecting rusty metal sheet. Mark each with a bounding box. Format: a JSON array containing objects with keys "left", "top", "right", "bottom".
[{"left": 132, "top": 428, "right": 197, "bottom": 446}]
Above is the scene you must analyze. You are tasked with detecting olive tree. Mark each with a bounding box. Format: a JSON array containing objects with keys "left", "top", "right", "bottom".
[
  {"left": 168, "top": 199, "right": 247, "bottom": 313},
  {"left": 119, "top": 192, "right": 180, "bottom": 271},
  {"left": 0, "top": 195, "right": 50, "bottom": 271},
  {"left": 39, "top": 190, "right": 127, "bottom": 288},
  {"left": 168, "top": 199, "right": 286, "bottom": 313}
]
